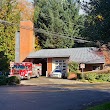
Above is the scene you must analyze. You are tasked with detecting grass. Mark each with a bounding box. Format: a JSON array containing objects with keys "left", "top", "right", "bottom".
[{"left": 86, "top": 102, "right": 110, "bottom": 110}]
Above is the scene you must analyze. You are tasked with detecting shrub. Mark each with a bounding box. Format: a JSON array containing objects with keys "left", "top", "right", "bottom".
[
  {"left": 85, "top": 73, "right": 98, "bottom": 81},
  {"left": 67, "top": 62, "right": 79, "bottom": 80},
  {"left": 0, "top": 76, "right": 7, "bottom": 85},
  {"left": 80, "top": 72, "right": 110, "bottom": 82},
  {"left": 68, "top": 61, "right": 79, "bottom": 73},
  {"left": 97, "top": 74, "right": 110, "bottom": 82},
  {"left": 77, "top": 72, "right": 82, "bottom": 79},
  {"left": 3, "top": 72, "right": 10, "bottom": 77},
  {"left": 7, "top": 76, "right": 20, "bottom": 85}
]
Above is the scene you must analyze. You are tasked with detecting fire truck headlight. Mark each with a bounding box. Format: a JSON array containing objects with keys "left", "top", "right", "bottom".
[{"left": 25, "top": 74, "right": 28, "bottom": 76}]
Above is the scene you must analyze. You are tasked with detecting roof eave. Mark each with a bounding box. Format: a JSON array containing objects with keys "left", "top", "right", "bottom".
[{"left": 27, "top": 56, "right": 70, "bottom": 59}]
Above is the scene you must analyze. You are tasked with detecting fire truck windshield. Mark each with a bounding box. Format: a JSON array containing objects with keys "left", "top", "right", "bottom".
[{"left": 13, "top": 65, "right": 25, "bottom": 70}]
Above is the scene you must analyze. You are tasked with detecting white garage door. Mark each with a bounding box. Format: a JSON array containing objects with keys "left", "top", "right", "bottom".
[{"left": 54, "top": 60, "right": 67, "bottom": 73}]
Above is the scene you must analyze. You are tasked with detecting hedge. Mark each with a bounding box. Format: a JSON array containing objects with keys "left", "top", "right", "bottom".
[
  {"left": 7, "top": 76, "right": 20, "bottom": 85},
  {"left": 0, "top": 76, "right": 20, "bottom": 85},
  {"left": 0, "top": 76, "right": 7, "bottom": 85},
  {"left": 77, "top": 72, "right": 110, "bottom": 82}
]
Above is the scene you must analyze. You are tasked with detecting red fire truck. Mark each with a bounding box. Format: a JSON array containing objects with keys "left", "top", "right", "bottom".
[{"left": 9, "top": 62, "right": 42, "bottom": 80}]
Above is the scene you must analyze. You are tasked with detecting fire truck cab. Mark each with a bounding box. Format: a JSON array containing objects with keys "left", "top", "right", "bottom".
[{"left": 9, "top": 62, "right": 42, "bottom": 80}]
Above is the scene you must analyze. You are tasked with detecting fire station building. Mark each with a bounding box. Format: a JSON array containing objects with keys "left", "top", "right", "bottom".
[
  {"left": 26, "top": 48, "right": 105, "bottom": 76},
  {"left": 15, "top": 21, "right": 105, "bottom": 76}
]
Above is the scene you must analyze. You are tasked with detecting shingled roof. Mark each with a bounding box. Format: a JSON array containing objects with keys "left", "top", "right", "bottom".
[{"left": 27, "top": 47, "right": 105, "bottom": 64}]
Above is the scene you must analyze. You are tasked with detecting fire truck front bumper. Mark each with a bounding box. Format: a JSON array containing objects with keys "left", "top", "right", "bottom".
[{"left": 20, "top": 74, "right": 29, "bottom": 79}]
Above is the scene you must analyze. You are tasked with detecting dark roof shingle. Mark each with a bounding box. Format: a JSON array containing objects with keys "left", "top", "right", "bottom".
[{"left": 27, "top": 47, "right": 105, "bottom": 64}]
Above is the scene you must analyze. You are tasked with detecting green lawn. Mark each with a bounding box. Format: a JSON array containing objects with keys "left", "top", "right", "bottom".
[{"left": 86, "top": 102, "right": 110, "bottom": 110}]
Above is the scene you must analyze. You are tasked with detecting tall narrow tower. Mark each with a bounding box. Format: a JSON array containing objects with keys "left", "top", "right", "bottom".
[{"left": 15, "top": 21, "right": 34, "bottom": 63}]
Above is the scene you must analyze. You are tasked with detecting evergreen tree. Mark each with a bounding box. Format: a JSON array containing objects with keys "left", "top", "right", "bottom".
[
  {"left": 34, "top": 0, "right": 84, "bottom": 48},
  {"left": 80, "top": 0, "right": 110, "bottom": 44}
]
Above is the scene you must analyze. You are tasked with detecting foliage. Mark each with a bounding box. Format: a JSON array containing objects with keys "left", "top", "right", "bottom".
[
  {"left": 80, "top": 0, "right": 110, "bottom": 44},
  {"left": 0, "top": 76, "right": 7, "bottom": 85},
  {"left": 97, "top": 74, "right": 110, "bottom": 82},
  {"left": 34, "top": 0, "right": 84, "bottom": 48},
  {"left": 17, "top": 0, "right": 34, "bottom": 21},
  {"left": 0, "top": 51, "right": 9, "bottom": 72},
  {"left": 68, "top": 61, "right": 79, "bottom": 73},
  {"left": 35, "top": 36, "right": 41, "bottom": 51},
  {"left": 83, "top": 72, "right": 110, "bottom": 82},
  {"left": 0, "top": 75, "right": 20, "bottom": 86},
  {"left": 86, "top": 102, "right": 110, "bottom": 110},
  {"left": 85, "top": 73, "right": 98, "bottom": 81},
  {"left": 0, "top": 0, "right": 20, "bottom": 61},
  {"left": 77, "top": 72, "right": 82, "bottom": 79},
  {"left": 7, "top": 76, "right": 20, "bottom": 85}
]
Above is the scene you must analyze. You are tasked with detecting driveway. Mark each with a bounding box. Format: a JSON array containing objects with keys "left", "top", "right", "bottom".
[
  {"left": 20, "top": 77, "right": 110, "bottom": 91},
  {"left": 20, "top": 77, "right": 110, "bottom": 97},
  {"left": 20, "top": 77, "right": 84, "bottom": 85}
]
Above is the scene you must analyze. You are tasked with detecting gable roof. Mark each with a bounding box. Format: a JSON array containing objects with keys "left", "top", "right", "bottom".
[{"left": 27, "top": 47, "right": 105, "bottom": 64}]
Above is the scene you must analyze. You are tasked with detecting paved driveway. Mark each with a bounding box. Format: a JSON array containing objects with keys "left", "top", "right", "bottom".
[
  {"left": 20, "top": 77, "right": 84, "bottom": 85},
  {"left": 21, "top": 77, "right": 110, "bottom": 91}
]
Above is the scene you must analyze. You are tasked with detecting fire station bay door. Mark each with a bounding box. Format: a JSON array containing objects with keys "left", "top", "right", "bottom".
[
  {"left": 53, "top": 59, "right": 67, "bottom": 74},
  {"left": 33, "top": 58, "right": 47, "bottom": 76}
]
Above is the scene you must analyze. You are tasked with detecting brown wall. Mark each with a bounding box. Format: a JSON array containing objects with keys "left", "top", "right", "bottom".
[
  {"left": 80, "top": 63, "right": 103, "bottom": 72},
  {"left": 47, "top": 58, "right": 52, "bottom": 75},
  {"left": 102, "top": 51, "right": 110, "bottom": 65},
  {"left": 20, "top": 21, "right": 34, "bottom": 62}
]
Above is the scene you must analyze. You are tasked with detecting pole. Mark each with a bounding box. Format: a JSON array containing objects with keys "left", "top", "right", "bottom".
[
  {"left": 46, "top": 71, "right": 48, "bottom": 77},
  {"left": 82, "top": 68, "right": 84, "bottom": 79}
]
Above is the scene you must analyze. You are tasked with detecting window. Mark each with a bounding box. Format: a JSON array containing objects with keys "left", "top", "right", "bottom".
[
  {"left": 92, "top": 66, "right": 100, "bottom": 70},
  {"left": 55, "top": 61, "right": 58, "bottom": 63},
  {"left": 54, "top": 59, "right": 67, "bottom": 73}
]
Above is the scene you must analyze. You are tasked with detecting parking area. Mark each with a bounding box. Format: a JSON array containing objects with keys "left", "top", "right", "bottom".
[
  {"left": 20, "top": 77, "right": 110, "bottom": 91},
  {"left": 20, "top": 77, "right": 84, "bottom": 85}
]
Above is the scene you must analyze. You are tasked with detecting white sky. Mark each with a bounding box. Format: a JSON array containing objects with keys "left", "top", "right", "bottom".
[
  {"left": 27, "top": 0, "right": 33, "bottom": 2},
  {"left": 79, "top": 0, "right": 90, "bottom": 14}
]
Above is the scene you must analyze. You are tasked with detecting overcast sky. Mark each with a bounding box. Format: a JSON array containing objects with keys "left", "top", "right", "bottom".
[{"left": 27, "top": 0, "right": 33, "bottom": 2}]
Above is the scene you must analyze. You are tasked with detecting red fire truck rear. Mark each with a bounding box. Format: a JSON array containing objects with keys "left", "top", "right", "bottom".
[{"left": 9, "top": 62, "right": 42, "bottom": 80}]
